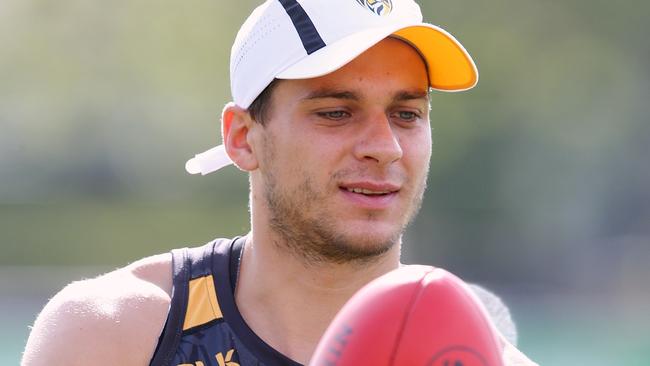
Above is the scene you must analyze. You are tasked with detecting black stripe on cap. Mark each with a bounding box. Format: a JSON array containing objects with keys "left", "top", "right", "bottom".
[{"left": 278, "top": 0, "right": 326, "bottom": 54}]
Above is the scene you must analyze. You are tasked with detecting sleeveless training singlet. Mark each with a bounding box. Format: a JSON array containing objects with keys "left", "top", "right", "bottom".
[{"left": 149, "top": 237, "right": 303, "bottom": 366}]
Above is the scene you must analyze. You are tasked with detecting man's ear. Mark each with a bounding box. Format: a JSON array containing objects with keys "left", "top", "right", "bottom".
[{"left": 221, "top": 102, "right": 259, "bottom": 171}]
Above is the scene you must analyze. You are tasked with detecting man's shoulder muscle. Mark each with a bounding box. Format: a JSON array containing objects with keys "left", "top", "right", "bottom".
[{"left": 22, "top": 253, "right": 173, "bottom": 366}]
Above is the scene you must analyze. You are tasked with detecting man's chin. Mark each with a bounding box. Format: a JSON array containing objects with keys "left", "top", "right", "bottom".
[
  {"left": 338, "top": 221, "right": 403, "bottom": 246},
  {"left": 320, "top": 228, "right": 402, "bottom": 263}
]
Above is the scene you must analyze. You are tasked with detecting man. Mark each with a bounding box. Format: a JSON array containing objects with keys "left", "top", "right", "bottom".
[{"left": 22, "top": 0, "right": 536, "bottom": 365}]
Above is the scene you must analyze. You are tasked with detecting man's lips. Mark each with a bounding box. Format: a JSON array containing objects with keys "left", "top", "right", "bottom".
[
  {"left": 338, "top": 182, "right": 401, "bottom": 209},
  {"left": 339, "top": 182, "right": 401, "bottom": 195}
]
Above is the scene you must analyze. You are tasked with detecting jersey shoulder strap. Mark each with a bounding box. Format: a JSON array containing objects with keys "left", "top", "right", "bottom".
[{"left": 149, "top": 237, "right": 243, "bottom": 366}]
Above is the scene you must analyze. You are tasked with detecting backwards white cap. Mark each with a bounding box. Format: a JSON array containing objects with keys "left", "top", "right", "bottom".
[{"left": 185, "top": 0, "right": 478, "bottom": 175}]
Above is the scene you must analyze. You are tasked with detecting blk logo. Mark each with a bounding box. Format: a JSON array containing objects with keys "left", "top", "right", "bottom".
[{"left": 178, "top": 348, "right": 239, "bottom": 366}]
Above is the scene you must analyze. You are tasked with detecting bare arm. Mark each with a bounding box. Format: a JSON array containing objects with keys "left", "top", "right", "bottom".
[
  {"left": 469, "top": 284, "right": 538, "bottom": 366},
  {"left": 22, "top": 254, "right": 172, "bottom": 366},
  {"left": 502, "top": 339, "right": 539, "bottom": 366}
]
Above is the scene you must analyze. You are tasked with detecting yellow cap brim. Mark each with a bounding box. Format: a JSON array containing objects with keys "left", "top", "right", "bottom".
[{"left": 393, "top": 24, "right": 478, "bottom": 91}]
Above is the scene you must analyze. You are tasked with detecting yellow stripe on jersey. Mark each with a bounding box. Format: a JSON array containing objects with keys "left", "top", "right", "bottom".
[{"left": 183, "top": 275, "right": 223, "bottom": 331}]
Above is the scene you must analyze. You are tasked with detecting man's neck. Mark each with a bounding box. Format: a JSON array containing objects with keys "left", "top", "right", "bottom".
[{"left": 234, "top": 231, "right": 401, "bottom": 364}]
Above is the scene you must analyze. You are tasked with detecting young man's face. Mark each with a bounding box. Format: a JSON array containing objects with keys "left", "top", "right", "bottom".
[{"left": 254, "top": 37, "right": 432, "bottom": 263}]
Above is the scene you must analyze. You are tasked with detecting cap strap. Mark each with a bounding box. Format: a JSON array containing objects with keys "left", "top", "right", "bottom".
[{"left": 277, "top": 0, "right": 326, "bottom": 54}]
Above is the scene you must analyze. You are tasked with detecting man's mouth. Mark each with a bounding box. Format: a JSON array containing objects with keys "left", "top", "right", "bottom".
[
  {"left": 344, "top": 187, "right": 394, "bottom": 196},
  {"left": 339, "top": 182, "right": 401, "bottom": 199},
  {"left": 338, "top": 183, "right": 400, "bottom": 209}
]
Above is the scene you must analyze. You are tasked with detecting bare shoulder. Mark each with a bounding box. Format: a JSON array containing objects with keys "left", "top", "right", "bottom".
[{"left": 22, "top": 253, "right": 173, "bottom": 366}]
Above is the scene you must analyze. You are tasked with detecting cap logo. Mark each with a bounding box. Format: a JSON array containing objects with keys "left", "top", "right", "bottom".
[{"left": 355, "top": 0, "right": 393, "bottom": 16}]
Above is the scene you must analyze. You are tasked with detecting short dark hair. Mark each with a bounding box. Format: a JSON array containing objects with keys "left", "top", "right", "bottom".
[{"left": 247, "top": 79, "right": 281, "bottom": 125}]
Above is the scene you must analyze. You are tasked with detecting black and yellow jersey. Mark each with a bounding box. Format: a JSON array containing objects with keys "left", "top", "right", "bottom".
[{"left": 149, "top": 237, "right": 302, "bottom": 366}]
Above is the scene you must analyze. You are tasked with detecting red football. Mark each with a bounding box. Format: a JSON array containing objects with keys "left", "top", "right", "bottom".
[{"left": 309, "top": 265, "right": 504, "bottom": 366}]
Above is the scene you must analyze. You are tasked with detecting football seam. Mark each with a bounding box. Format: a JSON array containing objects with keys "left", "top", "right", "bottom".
[{"left": 386, "top": 268, "right": 435, "bottom": 366}]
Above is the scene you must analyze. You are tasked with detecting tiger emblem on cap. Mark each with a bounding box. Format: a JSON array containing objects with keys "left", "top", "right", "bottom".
[{"left": 355, "top": 0, "right": 393, "bottom": 16}]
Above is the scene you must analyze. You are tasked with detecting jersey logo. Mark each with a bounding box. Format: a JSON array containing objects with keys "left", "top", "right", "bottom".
[
  {"left": 216, "top": 349, "right": 240, "bottom": 366},
  {"left": 355, "top": 0, "right": 393, "bottom": 16},
  {"left": 177, "top": 348, "right": 240, "bottom": 366}
]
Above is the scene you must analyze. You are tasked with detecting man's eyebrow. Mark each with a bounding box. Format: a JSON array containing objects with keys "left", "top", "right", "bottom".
[
  {"left": 301, "top": 88, "right": 360, "bottom": 101},
  {"left": 300, "top": 88, "right": 429, "bottom": 102},
  {"left": 393, "top": 90, "right": 429, "bottom": 102}
]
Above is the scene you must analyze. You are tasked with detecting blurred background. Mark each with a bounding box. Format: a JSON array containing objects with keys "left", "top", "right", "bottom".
[{"left": 1, "top": 0, "right": 648, "bottom": 364}]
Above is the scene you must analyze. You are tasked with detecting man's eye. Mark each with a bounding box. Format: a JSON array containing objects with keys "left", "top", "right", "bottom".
[
  {"left": 317, "top": 110, "right": 349, "bottom": 120},
  {"left": 395, "top": 111, "right": 419, "bottom": 122}
]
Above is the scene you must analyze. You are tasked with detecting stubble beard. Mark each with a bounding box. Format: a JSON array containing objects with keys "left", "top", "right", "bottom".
[{"left": 261, "top": 158, "right": 428, "bottom": 266}]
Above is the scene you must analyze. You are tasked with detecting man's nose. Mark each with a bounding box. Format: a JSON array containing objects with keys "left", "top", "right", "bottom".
[{"left": 353, "top": 113, "right": 403, "bottom": 166}]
